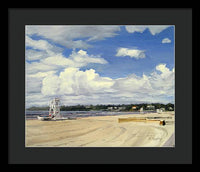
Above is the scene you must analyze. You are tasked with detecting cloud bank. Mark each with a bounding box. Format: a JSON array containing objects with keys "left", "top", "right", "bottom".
[{"left": 26, "top": 63, "right": 174, "bottom": 107}]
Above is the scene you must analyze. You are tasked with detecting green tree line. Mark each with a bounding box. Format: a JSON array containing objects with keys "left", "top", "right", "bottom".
[{"left": 26, "top": 103, "right": 174, "bottom": 111}]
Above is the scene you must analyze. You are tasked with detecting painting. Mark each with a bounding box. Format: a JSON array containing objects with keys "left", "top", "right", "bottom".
[{"left": 25, "top": 25, "right": 175, "bottom": 147}]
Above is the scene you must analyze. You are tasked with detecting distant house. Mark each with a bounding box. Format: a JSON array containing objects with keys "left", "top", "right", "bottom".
[
  {"left": 107, "top": 107, "right": 113, "bottom": 110},
  {"left": 132, "top": 106, "right": 137, "bottom": 110},
  {"left": 146, "top": 105, "right": 155, "bottom": 110},
  {"left": 156, "top": 109, "right": 163, "bottom": 113},
  {"left": 85, "top": 105, "right": 91, "bottom": 109},
  {"left": 168, "top": 107, "right": 173, "bottom": 111},
  {"left": 118, "top": 107, "right": 126, "bottom": 111},
  {"left": 160, "top": 107, "right": 165, "bottom": 111},
  {"left": 139, "top": 107, "right": 144, "bottom": 113}
]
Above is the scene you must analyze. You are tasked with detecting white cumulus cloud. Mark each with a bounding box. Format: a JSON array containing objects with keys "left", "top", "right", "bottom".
[
  {"left": 26, "top": 50, "right": 108, "bottom": 74},
  {"left": 32, "top": 63, "right": 175, "bottom": 106},
  {"left": 41, "top": 74, "right": 61, "bottom": 96},
  {"left": 26, "top": 35, "right": 63, "bottom": 56},
  {"left": 26, "top": 25, "right": 121, "bottom": 49},
  {"left": 162, "top": 38, "right": 171, "bottom": 43},
  {"left": 125, "top": 25, "right": 171, "bottom": 35},
  {"left": 116, "top": 48, "right": 146, "bottom": 59},
  {"left": 26, "top": 49, "right": 49, "bottom": 61},
  {"left": 25, "top": 35, "right": 63, "bottom": 61},
  {"left": 41, "top": 67, "right": 115, "bottom": 96}
]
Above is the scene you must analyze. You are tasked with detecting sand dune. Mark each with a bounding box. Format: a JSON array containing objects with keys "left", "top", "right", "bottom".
[{"left": 25, "top": 112, "right": 174, "bottom": 147}]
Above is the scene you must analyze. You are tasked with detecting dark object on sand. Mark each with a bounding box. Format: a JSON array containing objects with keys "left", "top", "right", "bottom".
[{"left": 160, "top": 120, "right": 166, "bottom": 126}]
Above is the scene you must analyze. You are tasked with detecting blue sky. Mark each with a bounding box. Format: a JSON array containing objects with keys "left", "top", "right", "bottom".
[
  {"left": 25, "top": 25, "right": 175, "bottom": 107},
  {"left": 82, "top": 26, "right": 174, "bottom": 78}
]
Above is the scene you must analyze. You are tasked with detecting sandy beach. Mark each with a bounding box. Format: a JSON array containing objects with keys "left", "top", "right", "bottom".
[{"left": 25, "top": 112, "right": 174, "bottom": 147}]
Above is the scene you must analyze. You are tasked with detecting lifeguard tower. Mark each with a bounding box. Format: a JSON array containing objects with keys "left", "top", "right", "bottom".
[
  {"left": 37, "top": 98, "right": 61, "bottom": 121},
  {"left": 49, "top": 98, "right": 61, "bottom": 118}
]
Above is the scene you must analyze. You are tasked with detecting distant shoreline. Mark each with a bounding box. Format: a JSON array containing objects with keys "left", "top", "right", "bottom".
[
  {"left": 26, "top": 103, "right": 174, "bottom": 112},
  {"left": 25, "top": 110, "right": 174, "bottom": 120}
]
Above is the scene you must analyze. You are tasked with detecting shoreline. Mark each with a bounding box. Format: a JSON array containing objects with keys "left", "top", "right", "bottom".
[
  {"left": 26, "top": 112, "right": 174, "bottom": 147},
  {"left": 25, "top": 111, "right": 173, "bottom": 120}
]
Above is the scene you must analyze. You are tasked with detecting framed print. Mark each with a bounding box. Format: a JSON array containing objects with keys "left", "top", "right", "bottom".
[{"left": 8, "top": 8, "right": 192, "bottom": 164}]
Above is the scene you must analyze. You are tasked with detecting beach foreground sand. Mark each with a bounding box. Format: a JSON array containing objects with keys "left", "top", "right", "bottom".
[{"left": 25, "top": 112, "right": 174, "bottom": 147}]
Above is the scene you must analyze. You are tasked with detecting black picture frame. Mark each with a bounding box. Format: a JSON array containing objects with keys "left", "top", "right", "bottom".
[{"left": 8, "top": 8, "right": 193, "bottom": 164}]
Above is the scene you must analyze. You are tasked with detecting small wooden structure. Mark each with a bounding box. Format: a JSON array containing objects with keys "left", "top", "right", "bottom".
[{"left": 118, "top": 117, "right": 165, "bottom": 125}]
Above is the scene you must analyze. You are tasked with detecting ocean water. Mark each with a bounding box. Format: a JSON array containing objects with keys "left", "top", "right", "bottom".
[{"left": 25, "top": 110, "right": 155, "bottom": 120}]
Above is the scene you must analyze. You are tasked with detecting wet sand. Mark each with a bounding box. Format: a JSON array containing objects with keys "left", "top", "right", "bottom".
[{"left": 25, "top": 112, "right": 174, "bottom": 147}]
